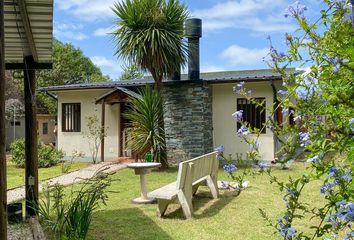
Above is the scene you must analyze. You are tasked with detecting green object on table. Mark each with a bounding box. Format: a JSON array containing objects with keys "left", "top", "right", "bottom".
[{"left": 144, "top": 153, "right": 153, "bottom": 162}]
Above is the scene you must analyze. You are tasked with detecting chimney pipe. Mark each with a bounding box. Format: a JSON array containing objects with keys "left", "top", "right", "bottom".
[{"left": 185, "top": 18, "right": 202, "bottom": 80}]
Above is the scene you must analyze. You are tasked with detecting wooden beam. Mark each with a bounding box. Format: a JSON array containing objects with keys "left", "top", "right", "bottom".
[
  {"left": 101, "top": 101, "right": 105, "bottom": 162},
  {"left": 5, "top": 62, "right": 52, "bottom": 70},
  {"left": 119, "top": 103, "right": 123, "bottom": 157},
  {"left": 24, "top": 55, "right": 38, "bottom": 217},
  {"left": 0, "top": 0, "right": 7, "bottom": 237},
  {"left": 17, "top": 0, "right": 38, "bottom": 62}
]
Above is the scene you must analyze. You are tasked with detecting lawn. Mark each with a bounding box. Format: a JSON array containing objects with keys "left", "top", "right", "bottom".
[
  {"left": 86, "top": 162, "right": 325, "bottom": 240},
  {"left": 7, "top": 161, "right": 90, "bottom": 189}
]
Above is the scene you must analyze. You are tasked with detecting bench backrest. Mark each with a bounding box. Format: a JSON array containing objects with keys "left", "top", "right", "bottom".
[{"left": 176, "top": 151, "right": 218, "bottom": 190}]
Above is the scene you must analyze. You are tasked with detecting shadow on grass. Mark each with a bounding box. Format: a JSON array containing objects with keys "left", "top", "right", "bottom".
[
  {"left": 89, "top": 208, "right": 173, "bottom": 240},
  {"left": 162, "top": 189, "right": 237, "bottom": 220}
]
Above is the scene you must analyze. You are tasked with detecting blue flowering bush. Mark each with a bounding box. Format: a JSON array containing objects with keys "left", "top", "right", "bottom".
[
  {"left": 226, "top": 1, "right": 354, "bottom": 239},
  {"left": 216, "top": 145, "right": 265, "bottom": 193}
]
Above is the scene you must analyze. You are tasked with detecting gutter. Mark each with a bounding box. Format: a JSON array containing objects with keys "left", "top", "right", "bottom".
[{"left": 44, "top": 91, "right": 58, "bottom": 101}]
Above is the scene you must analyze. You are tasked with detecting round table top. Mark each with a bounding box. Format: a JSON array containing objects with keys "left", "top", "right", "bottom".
[{"left": 127, "top": 162, "right": 161, "bottom": 169}]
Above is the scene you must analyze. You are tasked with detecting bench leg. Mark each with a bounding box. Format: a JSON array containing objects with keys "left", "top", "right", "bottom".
[
  {"left": 192, "top": 184, "right": 199, "bottom": 196},
  {"left": 177, "top": 191, "right": 193, "bottom": 219},
  {"left": 206, "top": 175, "right": 219, "bottom": 199},
  {"left": 157, "top": 199, "right": 170, "bottom": 217}
]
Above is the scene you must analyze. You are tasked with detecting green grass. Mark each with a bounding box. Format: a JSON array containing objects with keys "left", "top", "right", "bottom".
[
  {"left": 7, "top": 161, "right": 90, "bottom": 189},
  {"left": 86, "top": 162, "right": 326, "bottom": 240}
]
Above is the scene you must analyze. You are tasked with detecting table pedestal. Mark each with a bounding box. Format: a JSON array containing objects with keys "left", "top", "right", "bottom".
[
  {"left": 127, "top": 162, "right": 161, "bottom": 204},
  {"left": 132, "top": 173, "right": 156, "bottom": 204}
]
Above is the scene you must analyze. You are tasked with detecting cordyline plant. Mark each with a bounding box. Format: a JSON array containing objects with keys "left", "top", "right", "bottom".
[
  {"left": 226, "top": 1, "right": 353, "bottom": 239},
  {"left": 124, "top": 86, "right": 166, "bottom": 163}
]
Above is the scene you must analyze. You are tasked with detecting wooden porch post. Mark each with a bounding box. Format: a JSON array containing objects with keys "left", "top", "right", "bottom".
[
  {"left": 0, "top": 0, "right": 7, "bottom": 237},
  {"left": 101, "top": 100, "right": 105, "bottom": 162},
  {"left": 24, "top": 55, "right": 38, "bottom": 217}
]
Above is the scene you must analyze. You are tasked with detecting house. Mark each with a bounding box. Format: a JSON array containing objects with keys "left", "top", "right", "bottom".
[
  {"left": 41, "top": 68, "right": 289, "bottom": 163},
  {"left": 41, "top": 19, "right": 290, "bottom": 164}
]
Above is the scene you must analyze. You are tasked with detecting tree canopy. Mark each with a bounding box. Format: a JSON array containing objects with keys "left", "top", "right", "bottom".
[
  {"left": 119, "top": 64, "right": 144, "bottom": 80},
  {"left": 112, "top": 0, "right": 188, "bottom": 89}
]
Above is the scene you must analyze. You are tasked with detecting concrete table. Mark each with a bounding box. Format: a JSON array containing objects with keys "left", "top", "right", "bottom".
[{"left": 127, "top": 162, "right": 161, "bottom": 204}]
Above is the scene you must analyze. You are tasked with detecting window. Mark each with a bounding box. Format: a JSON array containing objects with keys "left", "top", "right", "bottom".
[
  {"left": 42, "top": 122, "right": 48, "bottom": 135},
  {"left": 62, "top": 103, "right": 81, "bottom": 132},
  {"left": 10, "top": 121, "right": 21, "bottom": 126},
  {"left": 237, "top": 98, "right": 266, "bottom": 133}
]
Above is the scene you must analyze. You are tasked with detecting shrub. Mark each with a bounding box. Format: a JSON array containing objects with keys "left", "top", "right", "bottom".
[
  {"left": 10, "top": 139, "right": 25, "bottom": 167},
  {"left": 10, "top": 138, "right": 64, "bottom": 168},
  {"left": 37, "top": 172, "right": 112, "bottom": 240}
]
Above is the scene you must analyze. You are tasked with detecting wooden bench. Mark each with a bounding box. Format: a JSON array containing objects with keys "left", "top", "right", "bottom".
[{"left": 148, "top": 152, "right": 219, "bottom": 219}]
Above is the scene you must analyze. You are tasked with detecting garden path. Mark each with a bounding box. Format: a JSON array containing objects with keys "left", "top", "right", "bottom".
[{"left": 7, "top": 162, "right": 126, "bottom": 203}]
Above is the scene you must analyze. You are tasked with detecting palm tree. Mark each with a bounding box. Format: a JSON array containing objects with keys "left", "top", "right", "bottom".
[
  {"left": 112, "top": 0, "right": 188, "bottom": 168},
  {"left": 124, "top": 86, "right": 165, "bottom": 161}
]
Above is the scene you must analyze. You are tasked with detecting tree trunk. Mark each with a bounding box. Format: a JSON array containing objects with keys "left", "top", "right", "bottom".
[{"left": 152, "top": 71, "right": 168, "bottom": 169}]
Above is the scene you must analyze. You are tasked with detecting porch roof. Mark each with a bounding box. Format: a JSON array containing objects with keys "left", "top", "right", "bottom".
[
  {"left": 4, "top": 0, "right": 53, "bottom": 68},
  {"left": 95, "top": 87, "right": 143, "bottom": 104}
]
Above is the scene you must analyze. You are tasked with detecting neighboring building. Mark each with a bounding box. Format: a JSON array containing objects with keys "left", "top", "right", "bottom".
[
  {"left": 5, "top": 116, "right": 25, "bottom": 150},
  {"left": 41, "top": 69, "right": 289, "bottom": 163},
  {"left": 5, "top": 114, "right": 56, "bottom": 149},
  {"left": 37, "top": 114, "right": 56, "bottom": 145}
]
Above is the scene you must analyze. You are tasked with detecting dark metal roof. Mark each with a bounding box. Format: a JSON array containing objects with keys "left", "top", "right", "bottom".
[{"left": 40, "top": 69, "right": 290, "bottom": 92}]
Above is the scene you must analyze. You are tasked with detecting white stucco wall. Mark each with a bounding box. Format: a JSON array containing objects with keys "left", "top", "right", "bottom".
[
  {"left": 212, "top": 82, "right": 279, "bottom": 161},
  {"left": 57, "top": 89, "right": 120, "bottom": 162}
]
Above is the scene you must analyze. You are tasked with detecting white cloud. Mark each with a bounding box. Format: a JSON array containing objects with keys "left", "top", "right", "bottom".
[
  {"left": 90, "top": 56, "right": 117, "bottom": 68},
  {"left": 191, "top": 0, "right": 295, "bottom": 33},
  {"left": 54, "top": 22, "right": 88, "bottom": 41},
  {"left": 220, "top": 45, "right": 269, "bottom": 65},
  {"left": 94, "top": 26, "right": 115, "bottom": 37},
  {"left": 56, "top": 0, "right": 119, "bottom": 21}
]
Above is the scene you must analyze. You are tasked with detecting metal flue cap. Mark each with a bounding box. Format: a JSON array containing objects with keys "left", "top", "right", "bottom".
[{"left": 185, "top": 18, "right": 202, "bottom": 38}]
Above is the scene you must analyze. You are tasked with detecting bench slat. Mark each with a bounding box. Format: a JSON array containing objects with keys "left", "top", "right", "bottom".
[{"left": 148, "top": 182, "right": 178, "bottom": 200}]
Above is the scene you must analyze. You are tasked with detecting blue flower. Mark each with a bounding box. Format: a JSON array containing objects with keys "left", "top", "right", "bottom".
[
  {"left": 299, "top": 132, "right": 311, "bottom": 147},
  {"left": 320, "top": 181, "right": 336, "bottom": 195},
  {"left": 232, "top": 110, "right": 243, "bottom": 122},
  {"left": 258, "top": 162, "right": 267, "bottom": 171},
  {"left": 342, "top": 170, "right": 352, "bottom": 182},
  {"left": 284, "top": 1, "right": 308, "bottom": 18},
  {"left": 277, "top": 217, "right": 297, "bottom": 239},
  {"left": 336, "top": 200, "right": 347, "bottom": 207},
  {"left": 328, "top": 167, "right": 340, "bottom": 178},
  {"left": 237, "top": 126, "right": 250, "bottom": 138},
  {"left": 223, "top": 164, "right": 237, "bottom": 174},
  {"left": 234, "top": 81, "right": 245, "bottom": 94},
  {"left": 327, "top": 201, "right": 354, "bottom": 232},
  {"left": 215, "top": 145, "right": 225, "bottom": 154},
  {"left": 307, "top": 155, "right": 320, "bottom": 163}
]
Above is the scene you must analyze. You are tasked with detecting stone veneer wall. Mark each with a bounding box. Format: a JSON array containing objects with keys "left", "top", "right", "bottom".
[{"left": 163, "top": 81, "right": 213, "bottom": 164}]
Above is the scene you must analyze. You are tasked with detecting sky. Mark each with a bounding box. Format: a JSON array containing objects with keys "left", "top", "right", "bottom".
[{"left": 53, "top": 0, "right": 325, "bottom": 80}]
